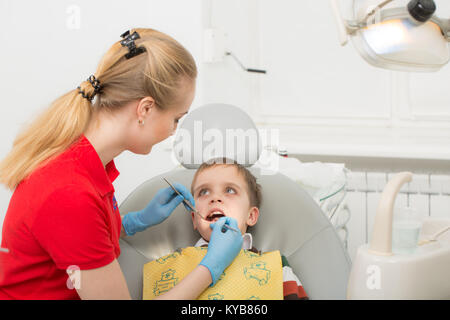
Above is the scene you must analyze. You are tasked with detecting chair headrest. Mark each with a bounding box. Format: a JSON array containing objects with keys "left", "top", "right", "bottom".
[{"left": 173, "top": 103, "right": 262, "bottom": 169}]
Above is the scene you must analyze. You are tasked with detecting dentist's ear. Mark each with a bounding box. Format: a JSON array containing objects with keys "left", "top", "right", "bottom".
[{"left": 246, "top": 207, "right": 259, "bottom": 227}]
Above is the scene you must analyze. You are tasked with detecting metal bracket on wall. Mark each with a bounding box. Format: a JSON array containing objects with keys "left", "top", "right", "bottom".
[{"left": 225, "top": 51, "right": 267, "bottom": 74}]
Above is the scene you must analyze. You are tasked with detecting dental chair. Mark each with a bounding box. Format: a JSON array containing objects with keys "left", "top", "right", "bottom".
[{"left": 117, "top": 103, "right": 351, "bottom": 300}]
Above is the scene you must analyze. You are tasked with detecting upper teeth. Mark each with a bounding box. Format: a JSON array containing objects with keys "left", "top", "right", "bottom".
[{"left": 211, "top": 211, "right": 223, "bottom": 216}]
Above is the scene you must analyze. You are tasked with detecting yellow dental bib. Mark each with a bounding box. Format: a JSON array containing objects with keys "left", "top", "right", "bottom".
[{"left": 143, "top": 247, "right": 283, "bottom": 300}]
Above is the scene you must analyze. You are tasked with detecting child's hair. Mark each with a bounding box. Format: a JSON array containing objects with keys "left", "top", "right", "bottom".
[
  {"left": 191, "top": 157, "right": 262, "bottom": 208},
  {"left": 0, "top": 28, "right": 197, "bottom": 190}
]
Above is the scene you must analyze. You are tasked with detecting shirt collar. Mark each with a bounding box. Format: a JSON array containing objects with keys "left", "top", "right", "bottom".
[
  {"left": 194, "top": 233, "right": 253, "bottom": 250},
  {"left": 73, "top": 135, "right": 120, "bottom": 197}
]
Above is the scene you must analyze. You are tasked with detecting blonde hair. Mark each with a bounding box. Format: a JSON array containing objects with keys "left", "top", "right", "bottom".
[{"left": 0, "top": 28, "right": 197, "bottom": 190}]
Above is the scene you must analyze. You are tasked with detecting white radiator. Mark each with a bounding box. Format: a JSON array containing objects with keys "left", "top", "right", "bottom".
[{"left": 344, "top": 171, "right": 450, "bottom": 262}]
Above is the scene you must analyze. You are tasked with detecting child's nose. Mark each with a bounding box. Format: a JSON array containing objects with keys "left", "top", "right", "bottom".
[{"left": 209, "top": 197, "right": 223, "bottom": 204}]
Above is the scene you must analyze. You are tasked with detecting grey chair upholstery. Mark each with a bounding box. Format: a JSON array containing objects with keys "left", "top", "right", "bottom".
[{"left": 118, "top": 167, "right": 352, "bottom": 300}]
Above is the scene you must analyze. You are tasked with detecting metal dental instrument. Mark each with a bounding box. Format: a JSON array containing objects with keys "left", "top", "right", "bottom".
[
  {"left": 162, "top": 177, "right": 239, "bottom": 233},
  {"left": 0, "top": 248, "right": 9, "bottom": 253}
]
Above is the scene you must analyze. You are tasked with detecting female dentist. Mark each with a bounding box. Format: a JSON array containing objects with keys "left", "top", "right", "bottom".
[{"left": 0, "top": 28, "right": 242, "bottom": 300}]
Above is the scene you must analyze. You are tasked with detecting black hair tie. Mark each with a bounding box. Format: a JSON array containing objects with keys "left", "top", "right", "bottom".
[{"left": 77, "top": 75, "right": 102, "bottom": 102}]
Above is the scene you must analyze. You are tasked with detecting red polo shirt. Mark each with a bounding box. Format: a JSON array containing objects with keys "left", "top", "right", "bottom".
[{"left": 0, "top": 135, "right": 122, "bottom": 299}]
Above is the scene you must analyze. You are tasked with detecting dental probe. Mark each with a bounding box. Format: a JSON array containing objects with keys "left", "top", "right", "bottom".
[{"left": 162, "top": 177, "right": 239, "bottom": 233}]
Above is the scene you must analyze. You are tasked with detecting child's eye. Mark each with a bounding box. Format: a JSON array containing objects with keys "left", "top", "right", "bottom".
[
  {"left": 198, "top": 189, "right": 209, "bottom": 196},
  {"left": 225, "top": 187, "right": 236, "bottom": 194}
]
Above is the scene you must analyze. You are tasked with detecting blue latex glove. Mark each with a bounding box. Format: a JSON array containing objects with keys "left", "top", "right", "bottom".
[
  {"left": 199, "top": 217, "right": 243, "bottom": 286},
  {"left": 122, "top": 183, "right": 195, "bottom": 236}
]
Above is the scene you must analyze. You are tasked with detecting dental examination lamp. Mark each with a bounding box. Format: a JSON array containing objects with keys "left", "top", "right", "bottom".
[{"left": 330, "top": 0, "right": 450, "bottom": 71}]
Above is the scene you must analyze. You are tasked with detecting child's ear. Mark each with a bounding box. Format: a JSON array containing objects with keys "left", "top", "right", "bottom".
[
  {"left": 191, "top": 211, "right": 197, "bottom": 230},
  {"left": 246, "top": 207, "right": 259, "bottom": 227}
]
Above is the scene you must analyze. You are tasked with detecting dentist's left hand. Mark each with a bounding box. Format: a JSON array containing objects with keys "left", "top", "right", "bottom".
[{"left": 122, "top": 183, "right": 195, "bottom": 236}]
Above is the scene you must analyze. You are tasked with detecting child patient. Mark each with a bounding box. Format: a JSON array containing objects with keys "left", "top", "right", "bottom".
[{"left": 143, "top": 158, "right": 308, "bottom": 300}]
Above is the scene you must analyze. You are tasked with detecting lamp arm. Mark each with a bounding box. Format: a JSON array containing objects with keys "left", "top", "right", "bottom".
[
  {"left": 443, "top": 19, "right": 450, "bottom": 41},
  {"left": 330, "top": 0, "right": 396, "bottom": 43},
  {"left": 361, "top": 0, "right": 395, "bottom": 24},
  {"left": 330, "top": 0, "right": 354, "bottom": 45},
  {"left": 431, "top": 16, "right": 450, "bottom": 41}
]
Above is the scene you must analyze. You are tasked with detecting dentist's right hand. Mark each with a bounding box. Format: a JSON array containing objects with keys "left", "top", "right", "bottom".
[{"left": 199, "top": 217, "right": 243, "bottom": 286}]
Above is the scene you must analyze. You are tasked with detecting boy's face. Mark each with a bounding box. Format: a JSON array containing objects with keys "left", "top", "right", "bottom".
[{"left": 191, "top": 165, "right": 259, "bottom": 242}]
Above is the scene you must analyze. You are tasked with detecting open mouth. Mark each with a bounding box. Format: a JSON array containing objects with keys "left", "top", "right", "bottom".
[{"left": 206, "top": 209, "right": 226, "bottom": 222}]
